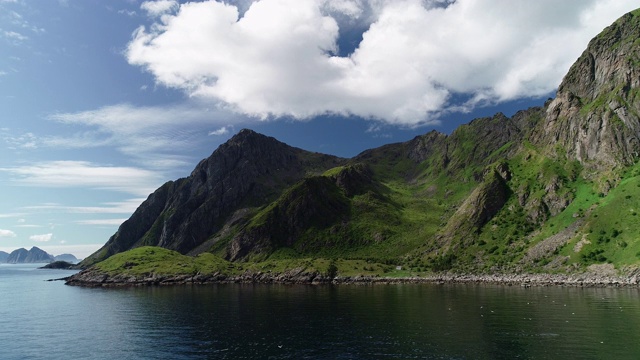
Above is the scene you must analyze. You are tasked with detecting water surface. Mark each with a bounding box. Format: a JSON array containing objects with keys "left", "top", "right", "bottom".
[{"left": 1, "top": 264, "right": 639, "bottom": 359}]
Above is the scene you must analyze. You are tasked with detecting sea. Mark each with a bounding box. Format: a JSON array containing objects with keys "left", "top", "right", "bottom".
[{"left": 1, "top": 264, "right": 640, "bottom": 359}]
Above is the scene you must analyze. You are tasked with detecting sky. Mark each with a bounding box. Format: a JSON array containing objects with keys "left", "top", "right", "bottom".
[{"left": 0, "top": 0, "right": 638, "bottom": 259}]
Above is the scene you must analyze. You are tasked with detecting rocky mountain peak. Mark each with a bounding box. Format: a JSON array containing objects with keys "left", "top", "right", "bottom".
[
  {"left": 533, "top": 10, "right": 640, "bottom": 170},
  {"left": 559, "top": 10, "right": 640, "bottom": 102}
]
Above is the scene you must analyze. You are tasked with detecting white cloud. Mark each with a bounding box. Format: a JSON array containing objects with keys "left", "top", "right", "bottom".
[
  {"left": 0, "top": 229, "right": 17, "bottom": 238},
  {"left": 141, "top": 0, "right": 178, "bottom": 17},
  {"left": 125, "top": 0, "right": 639, "bottom": 126},
  {"left": 3, "top": 30, "right": 28, "bottom": 41},
  {"left": 324, "top": 0, "right": 364, "bottom": 18},
  {"left": 46, "top": 103, "right": 246, "bottom": 171},
  {"left": 118, "top": 9, "right": 137, "bottom": 17},
  {"left": 208, "top": 126, "right": 231, "bottom": 136},
  {"left": 0, "top": 161, "right": 162, "bottom": 196},
  {"left": 0, "top": 213, "right": 24, "bottom": 219},
  {"left": 30, "top": 233, "right": 52, "bottom": 242}
]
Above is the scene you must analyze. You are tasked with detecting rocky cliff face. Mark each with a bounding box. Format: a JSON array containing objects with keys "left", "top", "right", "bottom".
[
  {"left": 82, "top": 130, "right": 343, "bottom": 266},
  {"left": 531, "top": 10, "right": 640, "bottom": 171},
  {"left": 0, "top": 251, "right": 9, "bottom": 263},
  {"left": 6, "top": 247, "right": 53, "bottom": 264}
]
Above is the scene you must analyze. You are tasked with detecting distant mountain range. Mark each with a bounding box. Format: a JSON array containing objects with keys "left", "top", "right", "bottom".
[{"left": 0, "top": 247, "right": 79, "bottom": 264}]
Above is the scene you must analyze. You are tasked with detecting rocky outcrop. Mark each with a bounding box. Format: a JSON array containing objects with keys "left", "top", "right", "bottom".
[
  {"left": 531, "top": 10, "right": 640, "bottom": 171},
  {"left": 0, "top": 251, "right": 8, "bottom": 263},
  {"left": 6, "top": 247, "right": 54, "bottom": 264},
  {"left": 40, "top": 261, "right": 76, "bottom": 270},
  {"left": 437, "top": 166, "right": 511, "bottom": 249},
  {"left": 66, "top": 267, "right": 335, "bottom": 287}
]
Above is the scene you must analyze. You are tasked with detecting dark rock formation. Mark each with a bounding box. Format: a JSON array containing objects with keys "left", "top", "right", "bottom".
[
  {"left": 65, "top": 266, "right": 640, "bottom": 288},
  {"left": 40, "top": 261, "right": 75, "bottom": 269}
]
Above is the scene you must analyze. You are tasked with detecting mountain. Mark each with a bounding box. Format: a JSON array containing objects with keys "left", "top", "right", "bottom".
[
  {"left": 79, "top": 9, "right": 640, "bottom": 275},
  {"left": 7, "top": 247, "right": 54, "bottom": 264},
  {"left": 81, "top": 130, "right": 343, "bottom": 266},
  {"left": 0, "top": 251, "right": 8, "bottom": 263}
]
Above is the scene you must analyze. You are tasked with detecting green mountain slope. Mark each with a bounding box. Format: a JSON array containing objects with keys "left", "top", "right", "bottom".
[{"left": 78, "top": 9, "right": 640, "bottom": 277}]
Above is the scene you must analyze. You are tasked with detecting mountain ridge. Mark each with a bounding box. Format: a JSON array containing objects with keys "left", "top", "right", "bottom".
[
  {"left": 77, "top": 9, "right": 640, "bottom": 277},
  {"left": 1, "top": 247, "right": 80, "bottom": 264}
]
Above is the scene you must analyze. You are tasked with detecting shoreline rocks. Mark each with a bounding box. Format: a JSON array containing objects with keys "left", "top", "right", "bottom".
[{"left": 65, "top": 268, "right": 640, "bottom": 288}]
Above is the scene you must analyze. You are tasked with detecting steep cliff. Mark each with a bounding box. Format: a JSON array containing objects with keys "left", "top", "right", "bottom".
[{"left": 531, "top": 9, "right": 640, "bottom": 173}]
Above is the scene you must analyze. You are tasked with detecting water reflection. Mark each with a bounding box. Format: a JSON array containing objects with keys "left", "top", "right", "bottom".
[
  {"left": 4, "top": 266, "right": 638, "bottom": 359},
  {"left": 92, "top": 284, "right": 640, "bottom": 359}
]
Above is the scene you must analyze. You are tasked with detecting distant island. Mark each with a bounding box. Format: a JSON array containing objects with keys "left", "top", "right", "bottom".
[{"left": 0, "top": 247, "right": 79, "bottom": 264}]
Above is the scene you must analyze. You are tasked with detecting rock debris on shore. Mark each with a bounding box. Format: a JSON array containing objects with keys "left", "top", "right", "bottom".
[{"left": 65, "top": 267, "right": 640, "bottom": 288}]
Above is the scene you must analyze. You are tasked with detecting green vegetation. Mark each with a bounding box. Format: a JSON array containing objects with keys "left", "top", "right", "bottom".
[
  {"left": 95, "top": 247, "right": 233, "bottom": 276},
  {"left": 81, "top": 11, "right": 640, "bottom": 279},
  {"left": 93, "top": 246, "right": 430, "bottom": 279}
]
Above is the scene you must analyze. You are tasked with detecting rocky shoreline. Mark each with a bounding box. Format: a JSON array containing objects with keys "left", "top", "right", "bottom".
[{"left": 65, "top": 266, "right": 640, "bottom": 288}]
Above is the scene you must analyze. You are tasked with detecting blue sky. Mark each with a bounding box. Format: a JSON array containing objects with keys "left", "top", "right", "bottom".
[{"left": 0, "top": 0, "right": 638, "bottom": 258}]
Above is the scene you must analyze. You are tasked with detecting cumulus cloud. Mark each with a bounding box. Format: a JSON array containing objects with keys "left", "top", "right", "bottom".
[
  {"left": 0, "top": 161, "right": 162, "bottom": 196},
  {"left": 126, "top": 0, "right": 639, "bottom": 126},
  {"left": 30, "top": 233, "right": 52, "bottom": 242},
  {"left": 0, "top": 229, "right": 17, "bottom": 238}
]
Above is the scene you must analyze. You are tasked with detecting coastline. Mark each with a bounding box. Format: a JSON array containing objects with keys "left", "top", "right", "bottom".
[{"left": 65, "top": 267, "right": 640, "bottom": 288}]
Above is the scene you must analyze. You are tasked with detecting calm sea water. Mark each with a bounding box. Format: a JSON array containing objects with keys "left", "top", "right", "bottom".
[{"left": 1, "top": 264, "right": 640, "bottom": 359}]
